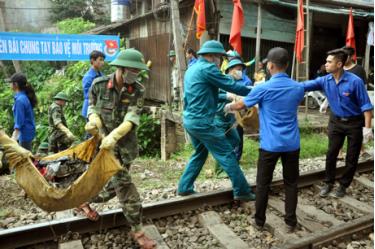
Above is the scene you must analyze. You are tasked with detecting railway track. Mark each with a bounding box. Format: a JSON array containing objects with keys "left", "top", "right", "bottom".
[{"left": 0, "top": 159, "right": 373, "bottom": 249}]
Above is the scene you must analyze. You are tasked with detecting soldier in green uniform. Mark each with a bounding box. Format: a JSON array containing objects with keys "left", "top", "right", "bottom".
[
  {"left": 85, "top": 48, "right": 156, "bottom": 249},
  {"left": 36, "top": 142, "right": 49, "bottom": 157},
  {"left": 48, "top": 92, "right": 76, "bottom": 153}
]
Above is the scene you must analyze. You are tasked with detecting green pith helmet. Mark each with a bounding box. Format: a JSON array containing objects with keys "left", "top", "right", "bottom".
[
  {"left": 225, "top": 59, "right": 246, "bottom": 73},
  {"left": 226, "top": 50, "right": 241, "bottom": 58},
  {"left": 109, "top": 48, "right": 149, "bottom": 71},
  {"left": 38, "top": 142, "right": 49, "bottom": 150},
  {"left": 53, "top": 92, "right": 69, "bottom": 101},
  {"left": 168, "top": 50, "right": 176, "bottom": 57},
  {"left": 197, "top": 40, "right": 226, "bottom": 55}
]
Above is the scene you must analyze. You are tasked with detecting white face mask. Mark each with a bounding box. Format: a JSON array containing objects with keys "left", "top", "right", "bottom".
[
  {"left": 123, "top": 70, "right": 139, "bottom": 84},
  {"left": 233, "top": 70, "right": 243, "bottom": 80}
]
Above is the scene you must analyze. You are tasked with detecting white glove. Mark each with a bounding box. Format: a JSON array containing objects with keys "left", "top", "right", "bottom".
[
  {"left": 224, "top": 103, "right": 236, "bottom": 114},
  {"left": 11, "top": 130, "right": 19, "bottom": 141},
  {"left": 363, "top": 127, "right": 373, "bottom": 144},
  {"left": 319, "top": 99, "right": 329, "bottom": 113}
]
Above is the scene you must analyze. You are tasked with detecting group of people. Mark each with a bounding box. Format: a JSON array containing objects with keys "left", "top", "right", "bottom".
[
  {"left": 4, "top": 48, "right": 157, "bottom": 248},
  {"left": 177, "top": 40, "right": 373, "bottom": 232},
  {"left": 2, "top": 38, "right": 373, "bottom": 247}
]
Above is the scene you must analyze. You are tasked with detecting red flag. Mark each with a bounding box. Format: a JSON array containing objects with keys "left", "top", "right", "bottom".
[
  {"left": 346, "top": 8, "right": 356, "bottom": 61},
  {"left": 229, "top": 0, "right": 244, "bottom": 55},
  {"left": 194, "top": 0, "right": 206, "bottom": 39},
  {"left": 294, "top": 0, "right": 304, "bottom": 63}
]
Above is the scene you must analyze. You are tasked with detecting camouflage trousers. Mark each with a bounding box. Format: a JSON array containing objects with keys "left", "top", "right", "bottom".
[
  {"left": 48, "top": 134, "right": 73, "bottom": 153},
  {"left": 92, "top": 164, "right": 142, "bottom": 232}
]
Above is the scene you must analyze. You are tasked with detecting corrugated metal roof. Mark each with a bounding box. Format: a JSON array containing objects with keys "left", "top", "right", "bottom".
[{"left": 266, "top": 0, "right": 374, "bottom": 18}]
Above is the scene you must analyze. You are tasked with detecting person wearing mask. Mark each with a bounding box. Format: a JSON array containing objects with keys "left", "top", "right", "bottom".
[
  {"left": 177, "top": 40, "right": 255, "bottom": 202},
  {"left": 303, "top": 48, "right": 373, "bottom": 198},
  {"left": 85, "top": 49, "right": 156, "bottom": 249},
  {"left": 81, "top": 50, "right": 105, "bottom": 119},
  {"left": 213, "top": 59, "right": 247, "bottom": 178},
  {"left": 9, "top": 73, "right": 37, "bottom": 151},
  {"left": 224, "top": 47, "right": 304, "bottom": 232},
  {"left": 186, "top": 48, "right": 198, "bottom": 67}
]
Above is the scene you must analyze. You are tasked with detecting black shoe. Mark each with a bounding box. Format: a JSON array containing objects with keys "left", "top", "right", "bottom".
[
  {"left": 319, "top": 184, "right": 333, "bottom": 197},
  {"left": 333, "top": 185, "right": 346, "bottom": 198},
  {"left": 176, "top": 190, "right": 197, "bottom": 196},
  {"left": 250, "top": 219, "right": 265, "bottom": 231},
  {"left": 286, "top": 224, "right": 296, "bottom": 233}
]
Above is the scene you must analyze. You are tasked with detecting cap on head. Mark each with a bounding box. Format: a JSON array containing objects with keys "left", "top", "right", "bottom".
[
  {"left": 168, "top": 50, "right": 176, "bottom": 57},
  {"left": 197, "top": 40, "right": 227, "bottom": 55},
  {"left": 225, "top": 59, "right": 246, "bottom": 73},
  {"left": 53, "top": 92, "right": 69, "bottom": 101},
  {"left": 38, "top": 142, "right": 49, "bottom": 150},
  {"left": 266, "top": 47, "right": 289, "bottom": 68},
  {"left": 110, "top": 48, "right": 149, "bottom": 71}
]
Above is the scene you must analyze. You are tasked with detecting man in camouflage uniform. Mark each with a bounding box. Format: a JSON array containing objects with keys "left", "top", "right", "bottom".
[
  {"left": 48, "top": 92, "right": 76, "bottom": 153},
  {"left": 85, "top": 48, "right": 156, "bottom": 249}
]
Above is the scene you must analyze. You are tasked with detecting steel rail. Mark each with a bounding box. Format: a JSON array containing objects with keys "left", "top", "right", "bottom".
[
  {"left": 0, "top": 160, "right": 373, "bottom": 249},
  {"left": 276, "top": 214, "right": 374, "bottom": 249}
]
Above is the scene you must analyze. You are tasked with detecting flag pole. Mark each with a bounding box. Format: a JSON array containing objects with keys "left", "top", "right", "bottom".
[{"left": 184, "top": 7, "right": 195, "bottom": 50}]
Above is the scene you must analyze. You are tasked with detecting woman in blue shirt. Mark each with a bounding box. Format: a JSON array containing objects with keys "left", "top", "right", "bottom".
[{"left": 9, "top": 73, "right": 37, "bottom": 151}]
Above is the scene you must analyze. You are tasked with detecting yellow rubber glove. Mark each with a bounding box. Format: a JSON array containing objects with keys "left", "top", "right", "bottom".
[
  {"left": 85, "top": 113, "right": 103, "bottom": 136},
  {"left": 57, "top": 123, "right": 75, "bottom": 140},
  {"left": 100, "top": 121, "right": 133, "bottom": 150},
  {"left": 0, "top": 130, "right": 32, "bottom": 165}
]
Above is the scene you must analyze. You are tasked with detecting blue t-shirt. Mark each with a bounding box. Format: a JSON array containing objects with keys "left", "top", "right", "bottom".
[
  {"left": 303, "top": 71, "right": 373, "bottom": 117},
  {"left": 81, "top": 67, "right": 103, "bottom": 118},
  {"left": 188, "top": 57, "right": 198, "bottom": 67},
  {"left": 13, "top": 91, "right": 35, "bottom": 142},
  {"left": 243, "top": 73, "right": 304, "bottom": 152}
]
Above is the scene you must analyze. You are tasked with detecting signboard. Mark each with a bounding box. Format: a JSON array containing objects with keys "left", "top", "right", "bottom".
[{"left": 0, "top": 32, "right": 120, "bottom": 61}]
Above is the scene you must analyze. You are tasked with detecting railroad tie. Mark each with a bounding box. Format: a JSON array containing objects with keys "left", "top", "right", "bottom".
[
  {"left": 142, "top": 225, "right": 170, "bottom": 249},
  {"left": 268, "top": 197, "right": 326, "bottom": 232},
  {"left": 298, "top": 204, "right": 344, "bottom": 227},
  {"left": 336, "top": 196, "right": 374, "bottom": 214},
  {"left": 58, "top": 240, "right": 84, "bottom": 249},
  {"left": 198, "top": 211, "right": 250, "bottom": 249},
  {"left": 265, "top": 212, "right": 300, "bottom": 242},
  {"left": 354, "top": 176, "right": 374, "bottom": 189}
]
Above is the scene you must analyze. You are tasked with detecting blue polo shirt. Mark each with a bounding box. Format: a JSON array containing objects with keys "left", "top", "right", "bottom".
[
  {"left": 13, "top": 91, "right": 35, "bottom": 142},
  {"left": 81, "top": 67, "right": 103, "bottom": 118},
  {"left": 303, "top": 71, "right": 373, "bottom": 117},
  {"left": 243, "top": 73, "right": 304, "bottom": 152}
]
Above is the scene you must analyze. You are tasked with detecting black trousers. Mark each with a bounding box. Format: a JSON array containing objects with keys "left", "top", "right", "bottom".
[
  {"left": 325, "top": 115, "right": 364, "bottom": 188},
  {"left": 255, "top": 149, "right": 300, "bottom": 227}
]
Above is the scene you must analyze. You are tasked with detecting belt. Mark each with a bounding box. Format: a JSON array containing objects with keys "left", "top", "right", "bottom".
[{"left": 331, "top": 114, "right": 364, "bottom": 122}]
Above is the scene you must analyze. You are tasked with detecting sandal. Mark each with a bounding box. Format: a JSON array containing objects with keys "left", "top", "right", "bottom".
[
  {"left": 131, "top": 231, "right": 157, "bottom": 249},
  {"left": 73, "top": 203, "right": 99, "bottom": 221}
]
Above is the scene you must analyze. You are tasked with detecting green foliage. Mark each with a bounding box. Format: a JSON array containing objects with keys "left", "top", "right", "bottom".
[
  {"left": 49, "top": 0, "right": 110, "bottom": 24},
  {"left": 0, "top": 80, "right": 14, "bottom": 135},
  {"left": 56, "top": 18, "right": 96, "bottom": 34},
  {"left": 137, "top": 114, "right": 161, "bottom": 157}
]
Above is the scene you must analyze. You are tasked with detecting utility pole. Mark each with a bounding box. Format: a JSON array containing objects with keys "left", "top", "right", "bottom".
[
  {"left": 170, "top": 0, "right": 187, "bottom": 110},
  {"left": 255, "top": 2, "right": 262, "bottom": 65}
]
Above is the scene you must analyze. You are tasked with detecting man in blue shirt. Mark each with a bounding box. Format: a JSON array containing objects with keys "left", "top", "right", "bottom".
[
  {"left": 185, "top": 48, "right": 198, "bottom": 68},
  {"left": 178, "top": 40, "right": 255, "bottom": 202},
  {"left": 81, "top": 50, "right": 105, "bottom": 118},
  {"left": 303, "top": 48, "right": 373, "bottom": 198},
  {"left": 225, "top": 47, "right": 304, "bottom": 231}
]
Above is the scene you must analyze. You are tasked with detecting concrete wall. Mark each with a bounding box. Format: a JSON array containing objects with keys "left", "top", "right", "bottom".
[{"left": 1, "top": 0, "right": 52, "bottom": 32}]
